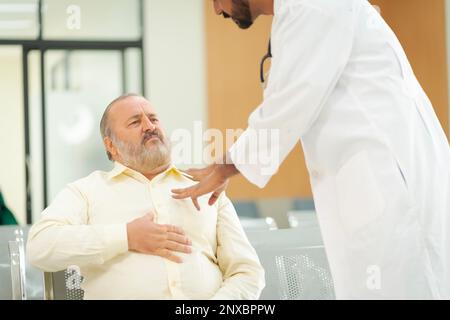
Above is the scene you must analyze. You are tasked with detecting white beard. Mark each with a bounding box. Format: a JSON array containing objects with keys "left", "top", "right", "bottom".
[{"left": 112, "top": 134, "right": 171, "bottom": 173}]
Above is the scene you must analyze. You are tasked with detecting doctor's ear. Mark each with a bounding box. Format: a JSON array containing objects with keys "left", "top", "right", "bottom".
[{"left": 104, "top": 137, "right": 118, "bottom": 161}]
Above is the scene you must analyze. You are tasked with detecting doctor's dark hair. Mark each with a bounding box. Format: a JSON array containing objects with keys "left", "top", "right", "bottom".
[{"left": 100, "top": 93, "right": 141, "bottom": 161}]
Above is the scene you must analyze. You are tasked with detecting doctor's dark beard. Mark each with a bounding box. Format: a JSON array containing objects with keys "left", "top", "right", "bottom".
[
  {"left": 111, "top": 132, "right": 171, "bottom": 173},
  {"left": 231, "top": 0, "right": 254, "bottom": 29}
]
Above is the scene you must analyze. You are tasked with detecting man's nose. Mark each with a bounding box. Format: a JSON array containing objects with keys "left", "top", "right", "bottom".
[{"left": 142, "top": 117, "right": 156, "bottom": 131}]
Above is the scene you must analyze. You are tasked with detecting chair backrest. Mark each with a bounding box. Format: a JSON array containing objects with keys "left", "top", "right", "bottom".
[
  {"left": 247, "top": 227, "right": 335, "bottom": 300},
  {"left": 45, "top": 266, "right": 84, "bottom": 300}
]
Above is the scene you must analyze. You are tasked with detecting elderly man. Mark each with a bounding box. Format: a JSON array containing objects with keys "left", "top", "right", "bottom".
[{"left": 27, "top": 94, "right": 265, "bottom": 300}]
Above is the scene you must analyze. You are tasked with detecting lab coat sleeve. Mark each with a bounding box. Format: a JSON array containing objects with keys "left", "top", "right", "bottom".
[
  {"left": 211, "top": 194, "right": 265, "bottom": 300},
  {"left": 229, "top": 2, "right": 354, "bottom": 188},
  {"left": 26, "top": 184, "right": 128, "bottom": 272}
]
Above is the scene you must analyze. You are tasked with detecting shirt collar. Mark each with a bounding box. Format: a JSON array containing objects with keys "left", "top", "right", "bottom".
[
  {"left": 107, "top": 161, "right": 187, "bottom": 183},
  {"left": 106, "top": 161, "right": 128, "bottom": 180}
]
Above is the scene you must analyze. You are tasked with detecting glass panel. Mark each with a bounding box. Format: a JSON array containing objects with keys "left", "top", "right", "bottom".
[
  {"left": 44, "top": 50, "right": 123, "bottom": 201},
  {"left": 124, "top": 48, "right": 142, "bottom": 93},
  {"left": 0, "top": 46, "right": 25, "bottom": 224},
  {"left": 42, "top": 0, "right": 140, "bottom": 40},
  {"left": 0, "top": 0, "right": 38, "bottom": 39},
  {"left": 28, "top": 50, "right": 44, "bottom": 223}
]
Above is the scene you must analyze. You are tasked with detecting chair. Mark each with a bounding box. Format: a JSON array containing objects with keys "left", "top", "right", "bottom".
[
  {"left": 240, "top": 217, "right": 278, "bottom": 231},
  {"left": 0, "top": 226, "right": 44, "bottom": 300},
  {"left": 44, "top": 267, "right": 84, "bottom": 300},
  {"left": 8, "top": 231, "right": 27, "bottom": 300},
  {"left": 1, "top": 225, "right": 83, "bottom": 300},
  {"left": 247, "top": 227, "right": 335, "bottom": 300}
]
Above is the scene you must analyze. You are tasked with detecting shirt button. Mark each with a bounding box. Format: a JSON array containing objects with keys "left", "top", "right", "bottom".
[{"left": 311, "top": 170, "right": 320, "bottom": 179}]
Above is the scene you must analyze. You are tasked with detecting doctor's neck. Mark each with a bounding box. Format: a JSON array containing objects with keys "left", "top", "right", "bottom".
[{"left": 252, "top": 0, "right": 274, "bottom": 16}]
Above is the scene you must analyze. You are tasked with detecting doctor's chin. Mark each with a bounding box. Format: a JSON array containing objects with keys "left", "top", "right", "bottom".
[{"left": 1, "top": 0, "right": 450, "bottom": 307}]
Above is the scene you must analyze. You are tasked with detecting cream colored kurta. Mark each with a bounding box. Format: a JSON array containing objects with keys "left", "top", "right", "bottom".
[{"left": 27, "top": 162, "right": 265, "bottom": 300}]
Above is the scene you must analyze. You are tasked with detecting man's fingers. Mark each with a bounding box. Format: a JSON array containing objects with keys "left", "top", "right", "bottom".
[
  {"left": 162, "top": 224, "right": 185, "bottom": 236},
  {"left": 145, "top": 212, "right": 155, "bottom": 221},
  {"left": 156, "top": 249, "right": 183, "bottom": 263},
  {"left": 167, "top": 232, "right": 192, "bottom": 246},
  {"left": 166, "top": 241, "right": 192, "bottom": 254}
]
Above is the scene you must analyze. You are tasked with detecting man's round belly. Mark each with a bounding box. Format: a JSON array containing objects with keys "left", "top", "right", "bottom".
[{"left": 80, "top": 251, "right": 222, "bottom": 299}]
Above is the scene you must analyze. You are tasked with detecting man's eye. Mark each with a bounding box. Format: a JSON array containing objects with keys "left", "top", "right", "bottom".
[
  {"left": 130, "top": 120, "right": 139, "bottom": 126},
  {"left": 151, "top": 118, "right": 158, "bottom": 123}
]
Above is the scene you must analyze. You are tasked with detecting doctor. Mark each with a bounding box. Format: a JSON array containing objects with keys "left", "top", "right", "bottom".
[{"left": 172, "top": 0, "right": 450, "bottom": 299}]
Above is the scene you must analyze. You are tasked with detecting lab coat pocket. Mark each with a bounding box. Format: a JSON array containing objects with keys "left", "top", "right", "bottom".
[{"left": 336, "top": 151, "right": 386, "bottom": 237}]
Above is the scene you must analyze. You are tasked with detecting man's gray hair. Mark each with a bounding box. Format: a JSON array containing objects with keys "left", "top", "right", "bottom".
[{"left": 100, "top": 93, "right": 142, "bottom": 161}]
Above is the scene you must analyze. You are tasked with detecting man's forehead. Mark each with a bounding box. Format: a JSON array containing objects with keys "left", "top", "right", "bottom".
[{"left": 110, "top": 96, "right": 156, "bottom": 120}]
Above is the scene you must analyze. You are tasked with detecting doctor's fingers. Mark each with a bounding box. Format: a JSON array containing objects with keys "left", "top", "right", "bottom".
[
  {"left": 171, "top": 185, "right": 199, "bottom": 199},
  {"left": 171, "top": 186, "right": 202, "bottom": 210},
  {"left": 183, "top": 166, "right": 214, "bottom": 181},
  {"left": 181, "top": 168, "right": 203, "bottom": 181},
  {"left": 208, "top": 191, "right": 222, "bottom": 206},
  {"left": 192, "top": 197, "right": 201, "bottom": 211}
]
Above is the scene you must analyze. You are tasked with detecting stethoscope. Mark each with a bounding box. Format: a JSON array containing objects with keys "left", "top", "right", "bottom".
[{"left": 259, "top": 39, "right": 272, "bottom": 87}]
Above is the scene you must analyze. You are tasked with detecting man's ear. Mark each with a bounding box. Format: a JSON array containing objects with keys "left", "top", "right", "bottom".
[{"left": 104, "top": 137, "right": 118, "bottom": 160}]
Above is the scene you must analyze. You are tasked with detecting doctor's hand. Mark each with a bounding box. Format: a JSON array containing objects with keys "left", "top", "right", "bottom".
[
  {"left": 171, "top": 163, "right": 239, "bottom": 210},
  {"left": 126, "top": 213, "right": 192, "bottom": 263}
]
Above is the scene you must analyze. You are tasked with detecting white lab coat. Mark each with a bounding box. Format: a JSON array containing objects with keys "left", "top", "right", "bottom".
[{"left": 229, "top": 0, "right": 450, "bottom": 299}]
